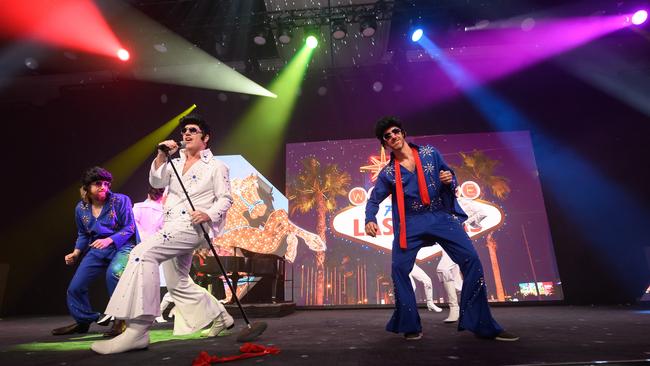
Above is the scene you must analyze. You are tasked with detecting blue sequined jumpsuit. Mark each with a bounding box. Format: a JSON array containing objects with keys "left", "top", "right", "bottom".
[
  {"left": 365, "top": 143, "right": 503, "bottom": 337},
  {"left": 68, "top": 191, "right": 139, "bottom": 325}
]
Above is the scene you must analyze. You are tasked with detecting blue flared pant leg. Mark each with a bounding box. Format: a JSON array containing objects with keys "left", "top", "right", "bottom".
[
  {"left": 386, "top": 244, "right": 421, "bottom": 334},
  {"left": 434, "top": 220, "right": 503, "bottom": 338},
  {"left": 385, "top": 211, "right": 503, "bottom": 337},
  {"left": 67, "top": 248, "right": 112, "bottom": 324}
]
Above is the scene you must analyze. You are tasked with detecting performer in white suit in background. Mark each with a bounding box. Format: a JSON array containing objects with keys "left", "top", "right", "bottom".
[
  {"left": 437, "top": 250, "right": 463, "bottom": 323},
  {"left": 437, "top": 193, "right": 489, "bottom": 323},
  {"left": 132, "top": 186, "right": 176, "bottom": 323},
  {"left": 409, "top": 264, "right": 443, "bottom": 313}
]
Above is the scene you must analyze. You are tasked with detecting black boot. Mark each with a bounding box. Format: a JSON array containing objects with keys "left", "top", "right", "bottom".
[
  {"left": 52, "top": 322, "right": 90, "bottom": 335},
  {"left": 96, "top": 314, "right": 113, "bottom": 326},
  {"left": 102, "top": 320, "right": 126, "bottom": 338}
]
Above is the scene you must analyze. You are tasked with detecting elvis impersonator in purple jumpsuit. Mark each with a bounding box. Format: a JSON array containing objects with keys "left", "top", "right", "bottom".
[{"left": 364, "top": 117, "right": 518, "bottom": 341}]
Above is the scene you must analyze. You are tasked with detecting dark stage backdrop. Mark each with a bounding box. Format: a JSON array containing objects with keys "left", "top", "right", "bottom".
[
  {"left": 0, "top": 47, "right": 649, "bottom": 315},
  {"left": 286, "top": 131, "right": 562, "bottom": 306}
]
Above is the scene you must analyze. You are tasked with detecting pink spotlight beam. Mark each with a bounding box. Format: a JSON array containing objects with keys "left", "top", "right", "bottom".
[{"left": 438, "top": 15, "right": 633, "bottom": 85}]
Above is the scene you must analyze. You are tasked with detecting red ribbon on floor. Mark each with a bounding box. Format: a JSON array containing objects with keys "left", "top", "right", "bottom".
[
  {"left": 192, "top": 343, "right": 280, "bottom": 365},
  {"left": 394, "top": 146, "right": 431, "bottom": 250}
]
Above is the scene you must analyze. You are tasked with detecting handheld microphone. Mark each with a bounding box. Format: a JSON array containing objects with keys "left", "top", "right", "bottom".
[{"left": 157, "top": 140, "right": 185, "bottom": 153}]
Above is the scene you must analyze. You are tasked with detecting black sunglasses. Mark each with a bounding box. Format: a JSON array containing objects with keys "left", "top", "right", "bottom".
[
  {"left": 91, "top": 180, "right": 111, "bottom": 188},
  {"left": 180, "top": 127, "right": 202, "bottom": 135},
  {"left": 382, "top": 127, "right": 402, "bottom": 141}
]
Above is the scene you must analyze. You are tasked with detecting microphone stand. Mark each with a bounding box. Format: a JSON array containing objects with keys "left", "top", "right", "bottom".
[{"left": 161, "top": 146, "right": 266, "bottom": 341}]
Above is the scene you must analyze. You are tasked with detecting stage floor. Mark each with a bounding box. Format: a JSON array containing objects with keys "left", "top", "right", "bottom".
[{"left": 1, "top": 305, "right": 649, "bottom": 366}]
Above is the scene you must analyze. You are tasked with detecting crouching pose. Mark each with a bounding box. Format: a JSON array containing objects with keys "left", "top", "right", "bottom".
[
  {"left": 91, "top": 115, "right": 235, "bottom": 354},
  {"left": 52, "top": 167, "right": 138, "bottom": 338}
]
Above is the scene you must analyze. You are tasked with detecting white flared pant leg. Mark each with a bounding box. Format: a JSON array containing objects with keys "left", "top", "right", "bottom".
[
  {"left": 409, "top": 264, "right": 433, "bottom": 301},
  {"left": 105, "top": 221, "right": 224, "bottom": 333},
  {"left": 436, "top": 250, "right": 463, "bottom": 292},
  {"left": 161, "top": 251, "right": 226, "bottom": 335}
]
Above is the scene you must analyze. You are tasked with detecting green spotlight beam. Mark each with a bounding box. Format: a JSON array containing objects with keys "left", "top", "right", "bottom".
[
  {"left": 100, "top": 2, "right": 275, "bottom": 98},
  {"left": 10, "top": 329, "right": 202, "bottom": 352},
  {"left": 106, "top": 104, "right": 196, "bottom": 189},
  {"left": 221, "top": 45, "right": 315, "bottom": 173}
]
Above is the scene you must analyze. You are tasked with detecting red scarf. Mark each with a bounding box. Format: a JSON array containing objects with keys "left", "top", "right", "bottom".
[
  {"left": 193, "top": 343, "right": 280, "bottom": 365},
  {"left": 394, "top": 146, "right": 431, "bottom": 249}
]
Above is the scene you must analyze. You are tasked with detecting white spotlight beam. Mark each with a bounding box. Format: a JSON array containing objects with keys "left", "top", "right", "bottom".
[{"left": 102, "top": 1, "right": 276, "bottom": 98}]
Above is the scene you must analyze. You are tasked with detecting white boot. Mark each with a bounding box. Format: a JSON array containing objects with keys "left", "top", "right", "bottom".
[
  {"left": 443, "top": 281, "right": 459, "bottom": 323},
  {"left": 91, "top": 318, "right": 151, "bottom": 354},
  {"left": 423, "top": 281, "right": 442, "bottom": 312},
  {"left": 427, "top": 300, "right": 443, "bottom": 312},
  {"left": 201, "top": 311, "right": 234, "bottom": 337},
  {"left": 154, "top": 315, "right": 167, "bottom": 323}
]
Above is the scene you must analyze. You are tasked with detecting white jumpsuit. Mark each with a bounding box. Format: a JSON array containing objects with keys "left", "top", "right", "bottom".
[{"left": 105, "top": 149, "right": 233, "bottom": 335}]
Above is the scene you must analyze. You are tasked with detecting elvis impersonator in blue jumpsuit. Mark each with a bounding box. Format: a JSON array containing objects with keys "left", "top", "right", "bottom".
[
  {"left": 52, "top": 167, "right": 138, "bottom": 336},
  {"left": 364, "top": 117, "right": 518, "bottom": 341}
]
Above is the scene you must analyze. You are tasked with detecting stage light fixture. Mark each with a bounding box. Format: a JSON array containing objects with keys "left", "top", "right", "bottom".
[
  {"left": 360, "top": 16, "right": 377, "bottom": 37},
  {"left": 331, "top": 19, "right": 347, "bottom": 40},
  {"left": 253, "top": 27, "right": 270, "bottom": 46},
  {"left": 631, "top": 10, "right": 648, "bottom": 25},
  {"left": 24, "top": 57, "right": 39, "bottom": 70},
  {"left": 153, "top": 43, "right": 168, "bottom": 53},
  {"left": 306, "top": 35, "right": 318, "bottom": 49},
  {"left": 117, "top": 48, "right": 130, "bottom": 61},
  {"left": 278, "top": 25, "right": 293, "bottom": 44},
  {"left": 411, "top": 28, "right": 423, "bottom": 42}
]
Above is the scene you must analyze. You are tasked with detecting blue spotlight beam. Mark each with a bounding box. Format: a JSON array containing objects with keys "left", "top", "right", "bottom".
[{"left": 416, "top": 35, "right": 650, "bottom": 292}]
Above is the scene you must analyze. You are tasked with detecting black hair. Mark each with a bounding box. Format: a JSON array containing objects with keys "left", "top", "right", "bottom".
[
  {"left": 148, "top": 187, "right": 165, "bottom": 201},
  {"left": 81, "top": 166, "right": 113, "bottom": 188},
  {"left": 374, "top": 116, "right": 404, "bottom": 146},
  {"left": 180, "top": 114, "right": 211, "bottom": 146}
]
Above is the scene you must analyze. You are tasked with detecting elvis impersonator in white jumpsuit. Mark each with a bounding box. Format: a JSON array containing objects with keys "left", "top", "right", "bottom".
[{"left": 92, "top": 116, "right": 234, "bottom": 354}]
